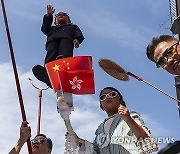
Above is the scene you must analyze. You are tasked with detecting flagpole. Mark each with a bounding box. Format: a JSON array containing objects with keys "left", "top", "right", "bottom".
[
  {"left": 56, "top": 71, "right": 64, "bottom": 97},
  {"left": 0, "top": 0, "right": 32, "bottom": 153}
]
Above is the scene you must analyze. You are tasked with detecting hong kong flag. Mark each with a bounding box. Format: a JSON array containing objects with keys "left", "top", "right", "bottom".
[{"left": 45, "top": 56, "right": 95, "bottom": 94}]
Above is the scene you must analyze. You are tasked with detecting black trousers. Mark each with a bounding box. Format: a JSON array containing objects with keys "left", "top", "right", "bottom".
[{"left": 45, "top": 38, "right": 74, "bottom": 64}]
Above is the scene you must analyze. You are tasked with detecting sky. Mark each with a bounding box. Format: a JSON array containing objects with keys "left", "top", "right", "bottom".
[{"left": 0, "top": 0, "right": 179, "bottom": 153}]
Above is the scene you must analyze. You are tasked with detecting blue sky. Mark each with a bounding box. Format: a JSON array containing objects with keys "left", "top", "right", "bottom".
[{"left": 0, "top": 0, "right": 179, "bottom": 153}]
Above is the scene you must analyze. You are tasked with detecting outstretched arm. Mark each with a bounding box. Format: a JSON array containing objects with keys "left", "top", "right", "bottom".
[{"left": 8, "top": 121, "right": 31, "bottom": 154}]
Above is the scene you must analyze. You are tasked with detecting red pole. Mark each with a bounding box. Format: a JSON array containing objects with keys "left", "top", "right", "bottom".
[
  {"left": 0, "top": 0, "right": 32, "bottom": 153},
  {"left": 29, "top": 78, "right": 49, "bottom": 135},
  {"left": 37, "top": 90, "right": 42, "bottom": 135}
]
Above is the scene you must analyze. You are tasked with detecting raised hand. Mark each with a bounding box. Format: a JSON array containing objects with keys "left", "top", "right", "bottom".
[
  {"left": 118, "top": 104, "right": 131, "bottom": 122},
  {"left": 46, "top": 5, "right": 55, "bottom": 16},
  {"left": 19, "top": 121, "right": 31, "bottom": 144}
]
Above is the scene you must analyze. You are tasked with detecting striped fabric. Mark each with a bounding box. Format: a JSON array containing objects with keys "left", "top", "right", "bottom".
[{"left": 79, "top": 111, "right": 158, "bottom": 154}]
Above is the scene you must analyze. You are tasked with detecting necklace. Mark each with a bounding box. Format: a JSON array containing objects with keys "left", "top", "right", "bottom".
[{"left": 105, "top": 113, "right": 117, "bottom": 121}]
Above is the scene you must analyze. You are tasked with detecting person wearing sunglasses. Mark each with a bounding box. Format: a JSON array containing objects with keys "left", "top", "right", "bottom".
[
  {"left": 146, "top": 34, "right": 180, "bottom": 75},
  {"left": 42, "top": 4, "right": 84, "bottom": 63},
  {"left": 32, "top": 4, "right": 84, "bottom": 87},
  {"left": 71, "top": 87, "right": 158, "bottom": 154},
  {"left": 9, "top": 121, "right": 52, "bottom": 154}
]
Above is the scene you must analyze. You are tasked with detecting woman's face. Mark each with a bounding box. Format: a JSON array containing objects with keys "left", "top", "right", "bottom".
[{"left": 100, "top": 88, "right": 121, "bottom": 115}]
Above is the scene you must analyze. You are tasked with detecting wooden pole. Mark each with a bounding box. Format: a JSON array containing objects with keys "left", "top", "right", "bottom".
[{"left": 0, "top": 0, "right": 32, "bottom": 153}]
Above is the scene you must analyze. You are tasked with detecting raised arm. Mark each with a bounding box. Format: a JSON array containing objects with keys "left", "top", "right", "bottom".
[
  {"left": 9, "top": 121, "right": 31, "bottom": 154},
  {"left": 41, "top": 5, "right": 55, "bottom": 36}
]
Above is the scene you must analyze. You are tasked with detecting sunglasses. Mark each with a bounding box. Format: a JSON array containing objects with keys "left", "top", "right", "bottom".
[
  {"left": 99, "top": 91, "right": 118, "bottom": 101},
  {"left": 156, "top": 42, "right": 179, "bottom": 68},
  {"left": 55, "top": 12, "right": 69, "bottom": 17},
  {"left": 31, "top": 138, "right": 45, "bottom": 144}
]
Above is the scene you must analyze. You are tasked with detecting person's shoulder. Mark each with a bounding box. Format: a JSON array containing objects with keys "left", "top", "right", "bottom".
[{"left": 95, "top": 122, "right": 104, "bottom": 135}]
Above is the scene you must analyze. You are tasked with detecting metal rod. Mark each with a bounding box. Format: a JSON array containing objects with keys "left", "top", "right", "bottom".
[
  {"left": 29, "top": 78, "right": 49, "bottom": 134},
  {"left": 36, "top": 89, "right": 42, "bottom": 135},
  {"left": 143, "top": 80, "right": 180, "bottom": 103},
  {"left": 0, "top": 0, "right": 32, "bottom": 153},
  {"left": 127, "top": 72, "right": 180, "bottom": 104},
  {"left": 29, "top": 78, "right": 49, "bottom": 90}
]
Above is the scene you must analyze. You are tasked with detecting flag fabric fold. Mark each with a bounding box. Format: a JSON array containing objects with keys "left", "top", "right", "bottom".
[{"left": 45, "top": 56, "right": 95, "bottom": 94}]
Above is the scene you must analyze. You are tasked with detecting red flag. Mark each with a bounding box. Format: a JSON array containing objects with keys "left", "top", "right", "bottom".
[{"left": 45, "top": 56, "right": 95, "bottom": 94}]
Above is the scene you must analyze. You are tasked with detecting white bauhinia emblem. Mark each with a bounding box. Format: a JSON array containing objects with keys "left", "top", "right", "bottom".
[{"left": 69, "top": 76, "right": 83, "bottom": 90}]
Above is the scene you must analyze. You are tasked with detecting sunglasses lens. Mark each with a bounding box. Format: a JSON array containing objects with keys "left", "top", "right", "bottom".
[
  {"left": 165, "top": 47, "right": 173, "bottom": 57},
  {"left": 156, "top": 59, "right": 166, "bottom": 68},
  {"left": 39, "top": 139, "right": 45, "bottom": 143},
  {"left": 31, "top": 138, "right": 45, "bottom": 144},
  {"left": 99, "top": 91, "right": 118, "bottom": 101},
  {"left": 56, "top": 13, "right": 69, "bottom": 17},
  {"left": 99, "top": 95, "right": 106, "bottom": 101},
  {"left": 156, "top": 47, "right": 176, "bottom": 68},
  {"left": 109, "top": 91, "right": 117, "bottom": 98}
]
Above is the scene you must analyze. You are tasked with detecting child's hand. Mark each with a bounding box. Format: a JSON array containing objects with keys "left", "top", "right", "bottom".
[
  {"left": 73, "top": 39, "right": 79, "bottom": 48},
  {"left": 46, "top": 5, "right": 55, "bottom": 16},
  {"left": 118, "top": 104, "right": 131, "bottom": 122}
]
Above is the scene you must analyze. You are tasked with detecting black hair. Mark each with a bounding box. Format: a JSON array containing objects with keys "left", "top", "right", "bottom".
[
  {"left": 35, "top": 134, "right": 53, "bottom": 150},
  {"left": 146, "top": 35, "right": 178, "bottom": 63},
  {"left": 99, "top": 87, "right": 125, "bottom": 110}
]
